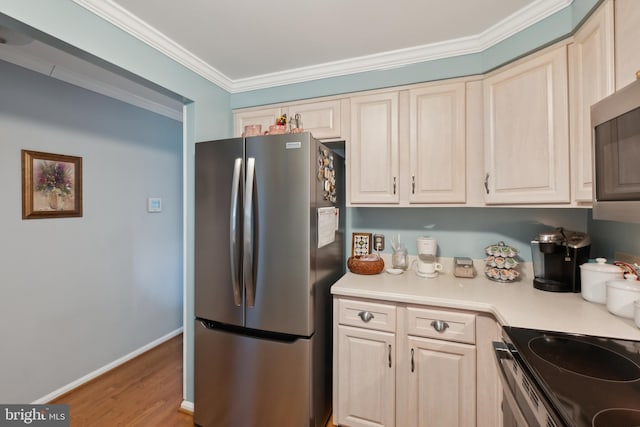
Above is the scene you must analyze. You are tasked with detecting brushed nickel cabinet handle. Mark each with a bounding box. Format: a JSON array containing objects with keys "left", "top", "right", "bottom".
[
  {"left": 357, "top": 311, "right": 374, "bottom": 323},
  {"left": 431, "top": 319, "right": 450, "bottom": 333},
  {"left": 411, "top": 348, "right": 415, "bottom": 372},
  {"left": 484, "top": 173, "right": 490, "bottom": 195},
  {"left": 412, "top": 175, "right": 416, "bottom": 194},
  {"left": 393, "top": 177, "right": 397, "bottom": 195},
  {"left": 388, "top": 344, "right": 392, "bottom": 368}
]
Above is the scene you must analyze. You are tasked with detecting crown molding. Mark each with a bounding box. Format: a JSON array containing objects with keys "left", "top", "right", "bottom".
[
  {"left": 72, "top": 0, "right": 234, "bottom": 92},
  {"left": 73, "top": 0, "right": 573, "bottom": 94}
]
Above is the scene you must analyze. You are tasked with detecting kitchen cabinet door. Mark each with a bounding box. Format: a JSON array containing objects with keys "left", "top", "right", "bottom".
[
  {"left": 349, "top": 91, "right": 400, "bottom": 204},
  {"left": 405, "top": 335, "right": 476, "bottom": 427},
  {"left": 569, "top": 0, "right": 614, "bottom": 202},
  {"left": 336, "top": 324, "right": 396, "bottom": 427},
  {"left": 483, "top": 45, "right": 570, "bottom": 204},
  {"left": 287, "top": 99, "right": 346, "bottom": 140},
  {"left": 615, "top": 0, "right": 640, "bottom": 91},
  {"left": 233, "top": 107, "right": 282, "bottom": 137},
  {"left": 408, "top": 82, "right": 466, "bottom": 203}
]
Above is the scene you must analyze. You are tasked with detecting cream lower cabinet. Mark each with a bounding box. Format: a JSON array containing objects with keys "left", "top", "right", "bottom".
[
  {"left": 334, "top": 298, "right": 397, "bottom": 427},
  {"left": 336, "top": 325, "right": 396, "bottom": 427},
  {"left": 404, "top": 337, "right": 475, "bottom": 427},
  {"left": 334, "top": 298, "right": 496, "bottom": 427}
]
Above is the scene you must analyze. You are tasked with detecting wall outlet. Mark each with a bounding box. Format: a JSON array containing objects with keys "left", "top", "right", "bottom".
[{"left": 373, "top": 234, "right": 385, "bottom": 251}]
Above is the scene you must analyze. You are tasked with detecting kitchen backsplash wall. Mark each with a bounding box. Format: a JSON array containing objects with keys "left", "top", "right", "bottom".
[
  {"left": 348, "top": 207, "right": 591, "bottom": 262},
  {"left": 588, "top": 218, "right": 640, "bottom": 260}
]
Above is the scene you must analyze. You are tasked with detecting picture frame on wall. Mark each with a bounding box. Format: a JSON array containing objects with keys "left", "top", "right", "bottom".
[
  {"left": 22, "top": 150, "right": 83, "bottom": 219},
  {"left": 351, "top": 232, "right": 372, "bottom": 257}
]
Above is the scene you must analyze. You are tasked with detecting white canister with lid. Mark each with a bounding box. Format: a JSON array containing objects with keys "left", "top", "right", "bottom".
[
  {"left": 580, "top": 258, "right": 624, "bottom": 304},
  {"left": 606, "top": 274, "right": 640, "bottom": 318}
]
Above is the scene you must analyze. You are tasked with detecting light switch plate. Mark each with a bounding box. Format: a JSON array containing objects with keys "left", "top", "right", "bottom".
[{"left": 147, "top": 197, "right": 162, "bottom": 212}]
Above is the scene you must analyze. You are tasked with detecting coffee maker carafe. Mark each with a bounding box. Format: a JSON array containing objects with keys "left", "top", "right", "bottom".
[{"left": 531, "top": 228, "right": 591, "bottom": 292}]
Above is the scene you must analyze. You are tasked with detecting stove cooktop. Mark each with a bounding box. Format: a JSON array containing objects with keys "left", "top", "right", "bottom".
[{"left": 503, "top": 326, "right": 640, "bottom": 427}]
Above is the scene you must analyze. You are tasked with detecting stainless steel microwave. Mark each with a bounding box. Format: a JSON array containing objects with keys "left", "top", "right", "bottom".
[{"left": 591, "top": 78, "right": 640, "bottom": 224}]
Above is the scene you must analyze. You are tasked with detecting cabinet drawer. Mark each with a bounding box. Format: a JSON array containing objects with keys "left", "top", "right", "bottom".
[
  {"left": 338, "top": 298, "right": 396, "bottom": 332},
  {"left": 406, "top": 306, "right": 476, "bottom": 344}
]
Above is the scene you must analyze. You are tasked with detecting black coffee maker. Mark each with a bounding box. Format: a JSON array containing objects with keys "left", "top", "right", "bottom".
[{"left": 531, "top": 228, "right": 591, "bottom": 292}]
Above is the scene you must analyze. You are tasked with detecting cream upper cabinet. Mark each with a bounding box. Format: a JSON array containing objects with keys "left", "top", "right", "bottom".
[
  {"left": 233, "top": 107, "right": 282, "bottom": 137},
  {"left": 483, "top": 45, "right": 570, "bottom": 204},
  {"left": 233, "top": 98, "right": 346, "bottom": 139},
  {"left": 286, "top": 99, "right": 346, "bottom": 140},
  {"left": 408, "top": 82, "right": 466, "bottom": 204},
  {"left": 614, "top": 0, "right": 640, "bottom": 90},
  {"left": 568, "top": 0, "right": 615, "bottom": 202},
  {"left": 349, "top": 91, "right": 400, "bottom": 204}
]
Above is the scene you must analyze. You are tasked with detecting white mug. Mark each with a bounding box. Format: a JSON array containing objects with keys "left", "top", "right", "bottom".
[{"left": 417, "top": 261, "right": 443, "bottom": 276}]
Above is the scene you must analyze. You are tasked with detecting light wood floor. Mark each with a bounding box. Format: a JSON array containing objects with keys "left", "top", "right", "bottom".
[{"left": 50, "top": 333, "right": 336, "bottom": 427}]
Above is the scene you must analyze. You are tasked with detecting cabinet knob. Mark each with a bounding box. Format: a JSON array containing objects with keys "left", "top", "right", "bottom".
[
  {"left": 358, "top": 311, "right": 375, "bottom": 323},
  {"left": 430, "top": 319, "right": 450, "bottom": 333}
]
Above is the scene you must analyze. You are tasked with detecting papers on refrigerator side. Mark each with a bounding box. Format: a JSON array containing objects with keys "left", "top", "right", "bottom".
[{"left": 317, "top": 207, "right": 339, "bottom": 248}]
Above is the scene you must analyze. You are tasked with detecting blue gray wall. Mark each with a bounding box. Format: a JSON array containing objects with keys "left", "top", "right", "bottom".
[
  {"left": 349, "top": 207, "right": 591, "bottom": 262},
  {"left": 0, "top": 59, "right": 183, "bottom": 403}
]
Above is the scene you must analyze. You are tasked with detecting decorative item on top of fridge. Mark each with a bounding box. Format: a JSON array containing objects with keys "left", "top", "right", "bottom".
[{"left": 484, "top": 241, "right": 520, "bottom": 282}]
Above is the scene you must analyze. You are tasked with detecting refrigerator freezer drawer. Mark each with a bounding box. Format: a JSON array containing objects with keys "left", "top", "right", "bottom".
[{"left": 194, "top": 320, "right": 313, "bottom": 427}]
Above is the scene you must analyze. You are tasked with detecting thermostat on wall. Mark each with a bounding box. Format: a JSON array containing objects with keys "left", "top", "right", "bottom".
[{"left": 147, "top": 197, "right": 162, "bottom": 212}]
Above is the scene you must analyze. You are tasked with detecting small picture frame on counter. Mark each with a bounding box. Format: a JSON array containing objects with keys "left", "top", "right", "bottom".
[{"left": 352, "top": 232, "right": 372, "bottom": 257}]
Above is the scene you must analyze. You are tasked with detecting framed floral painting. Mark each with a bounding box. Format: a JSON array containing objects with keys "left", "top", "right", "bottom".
[{"left": 22, "top": 150, "right": 83, "bottom": 219}]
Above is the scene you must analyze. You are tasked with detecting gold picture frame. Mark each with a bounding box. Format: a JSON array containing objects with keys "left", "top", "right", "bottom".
[
  {"left": 22, "top": 150, "right": 83, "bottom": 219},
  {"left": 351, "top": 232, "right": 372, "bottom": 257}
]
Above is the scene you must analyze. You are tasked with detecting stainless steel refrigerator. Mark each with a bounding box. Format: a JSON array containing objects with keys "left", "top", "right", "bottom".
[{"left": 194, "top": 132, "right": 345, "bottom": 427}]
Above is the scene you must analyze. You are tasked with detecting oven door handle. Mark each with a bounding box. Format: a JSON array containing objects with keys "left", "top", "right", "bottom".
[{"left": 493, "top": 341, "right": 529, "bottom": 427}]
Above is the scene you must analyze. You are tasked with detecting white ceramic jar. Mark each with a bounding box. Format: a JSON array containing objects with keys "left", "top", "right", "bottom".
[
  {"left": 580, "top": 258, "right": 623, "bottom": 304},
  {"left": 606, "top": 274, "right": 640, "bottom": 318},
  {"left": 634, "top": 300, "right": 640, "bottom": 328}
]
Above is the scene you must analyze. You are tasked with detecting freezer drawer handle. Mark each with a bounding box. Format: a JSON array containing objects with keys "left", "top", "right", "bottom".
[
  {"left": 430, "top": 320, "right": 449, "bottom": 333},
  {"left": 357, "top": 311, "right": 374, "bottom": 323},
  {"left": 230, "top": 157, "right": 242, "bottom": 306}
]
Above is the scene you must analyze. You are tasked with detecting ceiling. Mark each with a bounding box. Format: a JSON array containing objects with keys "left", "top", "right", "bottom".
[{"left": 73, "top": 0, "right": 573, "bottom": 92}]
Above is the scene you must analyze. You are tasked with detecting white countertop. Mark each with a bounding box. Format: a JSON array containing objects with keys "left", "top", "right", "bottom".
[{"left": 331, "top": 257, "right": 640, "bottom": 341}]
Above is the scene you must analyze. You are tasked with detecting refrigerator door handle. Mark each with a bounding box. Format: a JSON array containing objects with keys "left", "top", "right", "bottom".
[
  {"left": 230, "top": 157, "right": 242, "bottom": 306},
  {"left": 244, "top": 157, "right": 257, "bottom": 308}
]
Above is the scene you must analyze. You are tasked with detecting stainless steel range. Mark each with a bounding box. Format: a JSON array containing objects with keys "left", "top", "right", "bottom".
[{"left": 494, "top": 326, "right": 640, "bottom": 427}]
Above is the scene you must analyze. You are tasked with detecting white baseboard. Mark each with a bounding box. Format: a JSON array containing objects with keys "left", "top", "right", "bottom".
[
  {"left": 33, "top": 327, "right": 183, "bottom": 404},
  {"left": 180, "top": 400, "right": 194, "bottom": 414}
]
